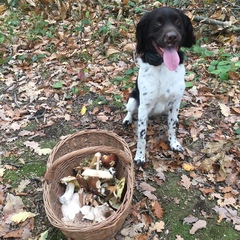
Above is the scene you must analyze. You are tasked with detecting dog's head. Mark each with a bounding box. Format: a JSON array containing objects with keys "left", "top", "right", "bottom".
[{"left": 136, "top": 7, "right": 195, "bottom": 69}]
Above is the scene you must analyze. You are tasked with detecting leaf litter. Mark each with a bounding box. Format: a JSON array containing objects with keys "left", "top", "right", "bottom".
[{"left": 0, "top": 0, "right": 240, "bottom": 239}]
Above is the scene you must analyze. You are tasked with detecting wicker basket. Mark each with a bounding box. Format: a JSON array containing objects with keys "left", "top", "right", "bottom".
[{"left": 43, "top": 130, "right": 134, "bottom": 240}]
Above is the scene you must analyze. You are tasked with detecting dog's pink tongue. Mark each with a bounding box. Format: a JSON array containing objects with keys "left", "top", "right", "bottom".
[{"left": 163, "top": 48, "right": 179, "bottom": 71}]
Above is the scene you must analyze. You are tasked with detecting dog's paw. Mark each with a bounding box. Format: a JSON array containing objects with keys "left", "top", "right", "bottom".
[
  {"left": 170, "top": 140, "right": 184, "bottom": 152},
  {"left": 122, "top": 114, "right": 132, "bottom": 125},
  {"left": 134, "top": 152, "right": 146, "bottom": 166},
  {"left": 134, "top": 157, "right": 146, "bottom": 167}
]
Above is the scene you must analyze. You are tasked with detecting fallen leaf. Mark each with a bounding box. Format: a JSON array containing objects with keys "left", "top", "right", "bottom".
[
  {"left": 106, "top": 48, "right": 120, "bottom": 57},
  {"left": 143, "top": 191, "right": 157, "bottom": 200},
  {"left": 152, "top": 200, "right": 164, "bottom": 219},
  {"left": 11, "top": 211, "right": 36, "bottom": 224},
  {"left": 35, "top": 147, "right": 52, "bottom": 155},
  {"left": 97, "top": 112, "right": 108, "bottom": 122},
  {"left": 3, "top": 194, "right": 24, "bottom": 215},
  {"left": 39, "top": 230, "right": 49, "bottom": 240},
  {"left": 183, "top": 215, "right": 199, "bottom": 224},
  {"left": 155, "top": 168, "right": 165, "bottom": 181},
  {"left": 182, "top": 163, "right": 195, "bottom": 171},
  {"left": 235, "top": 225, "right": 240, "bottom": 231},
  {"left": 80, "top": 105, "right": 87, "bottom": 115},
  {"left": 181, "top": 174, "right": 191, "bottom": 190},
  {"left": 16, "top": 179, "right": 31, "bottom": 193},
  {"left": 189, "top": 220, "right": 207, "bottom": 234},
  {"left": 4, "top": 229, "right": 23, "bottom": 239},
  {"left": 199, "top": 188, "right": 214, "bottom": 195},
  {"left": 121, "top": 223, "right": 144, "bottom": 237},
  {"left": 149, "top": 221, "right": 165, "bottom": 233},
  {"left": 140, "top": 182, "right": 156, "bottom": 192},
  {"left": 218, "top": 102, "right": 231, "bottom": 117}
]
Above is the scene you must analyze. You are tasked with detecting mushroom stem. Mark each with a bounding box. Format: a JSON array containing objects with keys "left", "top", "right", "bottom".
[
  {"left": 59, "top": 182, "right": 75, "bottom": 205},
  {"left": 78, "top": 188, "right": 84, "bottom": 207},
  {"left": 89, "top": 152, "right": 101, "bottom": 169}
]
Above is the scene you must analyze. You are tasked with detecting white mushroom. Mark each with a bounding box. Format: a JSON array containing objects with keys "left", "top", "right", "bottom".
[
  {"left": 80, "top": 205, "right": 95, "bottom": 221},
  {"left": 61, "top": 192, "right": 81, "bottom": 221},
  {"left": 89, "top": 152, "right": 101, "bottom": 169},
  {"left": 59, "top": 176, "right": 79, "bottom": 205},
  {"left": 82, "top": 169, "right": 113, "bottom": 180},
  {"left": 59, "top": 182, "right": 75, "bottom": 205}
]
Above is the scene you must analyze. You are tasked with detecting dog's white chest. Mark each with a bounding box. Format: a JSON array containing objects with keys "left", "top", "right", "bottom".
[{"left": 138, "top": 60, "right": 185, "bottom": 115}]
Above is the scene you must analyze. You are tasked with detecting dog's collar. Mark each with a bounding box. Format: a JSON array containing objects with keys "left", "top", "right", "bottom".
[{"left": 141, "top": 50, "right": 184, "bottom": 66}]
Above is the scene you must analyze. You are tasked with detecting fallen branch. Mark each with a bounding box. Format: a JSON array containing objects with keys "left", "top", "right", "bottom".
[{"left": 193, "top": 15, "right": 240, "bottom": 32}]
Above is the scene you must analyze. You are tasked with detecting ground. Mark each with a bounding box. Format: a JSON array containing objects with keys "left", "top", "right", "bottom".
[{"left": 0, "top": 1, "right": 239, "bottom": 240}]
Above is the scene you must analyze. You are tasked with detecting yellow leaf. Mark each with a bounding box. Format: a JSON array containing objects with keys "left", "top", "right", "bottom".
[
  {"left": 11, "top": 211, "right": 36, "bottom": 223},
  {"left": 0, "top": 5, "right": 6, "bottom": 14},
  {"left": 182, "top": 163, "right": 195, "bottom": 171},
  {"left": 80, "top": 105, "right": 87, "bottom": 115}
]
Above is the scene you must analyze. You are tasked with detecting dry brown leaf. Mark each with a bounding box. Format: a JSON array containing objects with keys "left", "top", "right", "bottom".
[
  {"left": 140, "top": 182, "right": 156, "bottom": 192},
  {"left": 4, "top": 229, "right": 23, "bottom": 239},
  {"left": 181, "top": 174, "right": 191, "bottom": 191},
  {"left": 218, "top": 102, "right": 231, "bottom": 117},
  {"left": 198, "top": 153, "right": 221, "bottom": 172},
  {"left": 142, "top": 191, "right": 157, "bottom": 200},
  {"left": 231, "top": 107, "right": 240, "bottom": 114},
  {"left": 106, "top": 48, "right": 120, "bottom": 57},
  {"left": 135, "top": 234, "right": 148, "bottom": 240},
  {"left": 199, "top": 188, "right": 214, "bottom": 195},
  {"left": 189, "top": 220, "right": 207, "bottom": 234},
  {"left": 152, "top": 200, "right": 164, "bottom": 219}
]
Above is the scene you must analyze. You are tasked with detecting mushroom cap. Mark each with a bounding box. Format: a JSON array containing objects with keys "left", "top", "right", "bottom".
[{"left": 82, "top": 169, "right": 113, "bottom": 179}]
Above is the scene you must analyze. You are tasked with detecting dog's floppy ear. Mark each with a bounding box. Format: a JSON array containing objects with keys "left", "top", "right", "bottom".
[
  {"left": 181, "top": 14, "right": 196, "bottom": 48},
  {"left": 136, "top": 13, "right": 150, "bottom": 54}
]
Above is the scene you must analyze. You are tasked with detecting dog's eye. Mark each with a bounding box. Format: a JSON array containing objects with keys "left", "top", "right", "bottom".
[
  {"left": 175, "top": 19, "right": 182, "bottom": 25},
  {"left": 154, "top": 21, "right": 162, "bottom": 27}
]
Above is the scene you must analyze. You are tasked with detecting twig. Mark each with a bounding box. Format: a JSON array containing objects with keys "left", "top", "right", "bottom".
[{"left": 193, "top": 15, "right": 240, "bottom": 32}]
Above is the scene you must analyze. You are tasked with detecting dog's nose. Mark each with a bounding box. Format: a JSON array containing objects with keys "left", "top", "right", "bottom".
[{"left": 165, "top": 31, "right": 178, "bottom": 45}]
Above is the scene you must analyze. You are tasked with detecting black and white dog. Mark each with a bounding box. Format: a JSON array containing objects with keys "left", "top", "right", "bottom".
[{"left": 123, "top": 7, "right": 195, "bottom": 166}]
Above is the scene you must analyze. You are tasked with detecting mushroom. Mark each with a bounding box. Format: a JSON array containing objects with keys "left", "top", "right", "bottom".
[
  {"left": 61, "top": 192, "right": 81, "bottom": 221},
  {"left": 59, "top": 176, "right": 79, "bottom": 205},
  {"left": 82, "top": 169, "right": 113, "bottom": 180},
  {"left": 93, "top": 203, "right": 113, "bottom": 223},
  {"left": 89, "top": 152, "right": 101, "bottom": 169},
  {"left": 102, "top": 154, "right": 118, "bottom": 168}
]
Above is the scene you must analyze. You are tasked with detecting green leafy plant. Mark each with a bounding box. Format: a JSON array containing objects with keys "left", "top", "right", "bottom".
[
  {"left": 52, "top": 81, "right": 63, "bottom": 89},
  {"left": 208, "top": 54, "right": 240, "bottom": 81},
  {"left": 111, "top": 67, "right": 138, "bottom": 90},
  {"left": 235, "top": 122, "right": 240, "bottom": 136},
  {"left": 193, "top": 45, "right": 214, "bottom": 57}
]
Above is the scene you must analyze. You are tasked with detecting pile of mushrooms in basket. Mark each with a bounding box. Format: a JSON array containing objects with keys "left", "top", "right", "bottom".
[{"left": 59, "top": 152, "right": 126, "bottom": 224}]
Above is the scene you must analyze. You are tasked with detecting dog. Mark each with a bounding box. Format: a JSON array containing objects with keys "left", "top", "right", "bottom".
[{"left": 123, "top": 7, "right": 195, "bottom": 166}]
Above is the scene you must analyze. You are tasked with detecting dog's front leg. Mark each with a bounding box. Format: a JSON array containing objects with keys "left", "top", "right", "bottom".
[
  {"left": 168, "top": 105, "right": 184, "bottom": 152},
  {"left": 134, "top": 105, "right": 148, "bottom": 166}
]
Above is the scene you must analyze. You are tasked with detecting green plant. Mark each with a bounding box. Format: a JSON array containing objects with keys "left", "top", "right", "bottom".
[
  {"left": 111, "top": 67, "right": 138, "bottom": 90},
  {"left": 235, "top": 122, "right": 240, "bottom": 135},
  {"left": 208, "top": 53, "right": 240, "bottom": 81},
  {"left": 193, "top": 45, "right": 214, "bottom": 58}
]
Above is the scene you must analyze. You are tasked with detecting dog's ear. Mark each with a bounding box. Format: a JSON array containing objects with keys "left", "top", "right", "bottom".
[
  {"left": 136, "top": 14, "right": 149, "bottom": 54},
  {"left": 181, "top": 14, "right": 196, "bottom": 48}
]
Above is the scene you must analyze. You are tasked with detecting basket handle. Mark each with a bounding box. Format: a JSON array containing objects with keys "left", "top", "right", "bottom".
[{"left": 44, "top": 146, "right": 132, "bottom": 182}]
